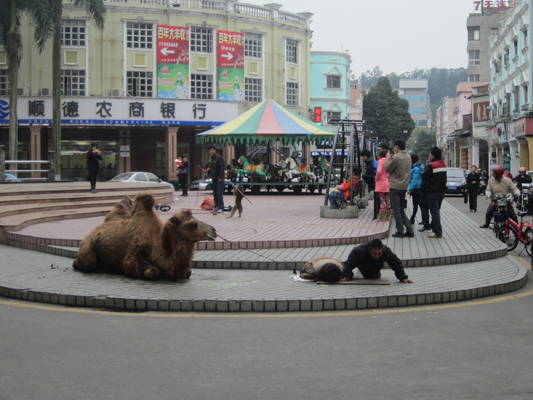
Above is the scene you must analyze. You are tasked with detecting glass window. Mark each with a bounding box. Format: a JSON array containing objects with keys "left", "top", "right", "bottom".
[
  {"left": 0, "top": 69, "right": 7, "bottom": 96},
  {"left": 245, "top": 77, "right": 262, "bottom": 102},
  {"left": 286, "top": 82, "right": 298, "bottom": 106},
  {"left": 327, "top": 111, "right": 341, "bottom": 124},
  {"left": 61, "top": 69, "right": 86, "bottom": 96},
  {"left": 191, "top": 27, "right": 213, "bottom": 53},
  {"left": 190, "top": 74, "right": 212, "bottom": 99},
  {"left": 135, "top": 174, "right": 147, "bottom": 181},
  {"left": 62, "top": 20, "right": 86, "bottom": 46},
  {"left": 147, "top": 173, "right": 159, "bottom": 182},
  {"left": 245, "top": 33, "right": 262, "bottom": 58},
  {"left": 327, "top": 75, "right": 341, "bottom": 89},
  {"left": 286, "top": 39, "right": 298, "bottom": 64},
  {"left": 126, "top": 22, "right": 153, "bottom": 49},
  {"left": 468, "top": 74, "right": 480, "bottom": 82},
  {"left": 468, "top": 50, "right": 480, "bottom": 65},
  {"left": 468, "top": 26, "right": 480, "bottom": 41},
  {"left": 126, "top": 71, "right": 153, "bottom": 97}
]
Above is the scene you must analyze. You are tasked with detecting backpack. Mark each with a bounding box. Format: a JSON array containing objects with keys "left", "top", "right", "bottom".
[{"left": 200, "top": 197, "right": 215, "bottom": 210}]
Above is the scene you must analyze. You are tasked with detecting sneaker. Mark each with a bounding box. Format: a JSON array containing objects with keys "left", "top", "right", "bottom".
[
  {"left": 418, "top": 227, "right": 431, "bottom": 232},
  {"left": 404, "top": 232, "right": 415, "bottom": 238},
  {"left": 212, "top": 207, "right": 219, "bottom": 215},
  {"left": 91, "top": 190, "right": 97, "bottom": 193},
  {"left": 391, "top": 233, "right": 405, "bottom": 238},
  {"left": 479, "top": 224, "right": 488, "bottom": 229}
]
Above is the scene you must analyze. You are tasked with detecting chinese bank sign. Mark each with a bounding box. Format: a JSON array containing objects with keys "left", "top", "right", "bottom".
[
  {"left": 0, "top": 97, "right": 238, "bottom": 126},
  {"left": 473, "top": 1, "right": 515, "bottom": 11}
]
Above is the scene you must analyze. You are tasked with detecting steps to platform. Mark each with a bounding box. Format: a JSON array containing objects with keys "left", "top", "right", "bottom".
[{"left": 0, "top": 182, "right": 174, "bottom": 244}]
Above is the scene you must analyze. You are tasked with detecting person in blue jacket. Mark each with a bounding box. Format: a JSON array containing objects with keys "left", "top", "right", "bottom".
[{"left": 407, "top": 154, "right": 423, "bottom": 224}]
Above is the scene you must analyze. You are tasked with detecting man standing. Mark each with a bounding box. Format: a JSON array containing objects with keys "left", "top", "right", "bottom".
[
  {"left": 208, "top": 145, "right": 225, "bottom": 214},
  {"left": 177, "top": 155, "right": 189, "bottom": 196},
  {"left": 385, "top": 139, "right": 414, "bottom": 238},
  {"left": 341, "top": 239, "right": 414, "bottom": 283},
  {"left": 86, "top": 143, "right": 101, "bottom": 194},
  {"left": 422, "top": 147, "right": 447, "bottom": 238},
  {"left": 361, "top": 149, "right": 379, "bottom": 219}
]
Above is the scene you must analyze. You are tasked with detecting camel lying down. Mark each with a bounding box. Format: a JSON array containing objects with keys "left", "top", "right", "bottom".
[{"left": 73, "top": 193, "right": 217, "bottom": 281}]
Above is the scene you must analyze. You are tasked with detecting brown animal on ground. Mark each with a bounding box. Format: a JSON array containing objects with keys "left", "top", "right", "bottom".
[
  {"left": 72, "top": 193, "right": 217, "bottom": 281},
  {"left": 227, "top": 185, "right": 244, "bottom": 218},
  {"left": 103, "top": 197, "right": 132, "bottom": 223}
]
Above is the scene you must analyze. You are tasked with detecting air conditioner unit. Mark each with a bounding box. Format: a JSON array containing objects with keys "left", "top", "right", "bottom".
[
  {"left": 17, "top": 87, "right": 29, "bottom": 96},
  {"left": 111, "top": 88, "right": 124, "bottom": 97},
  {"left": 40, "top": 88, "right": 52, "bottom": 96}
]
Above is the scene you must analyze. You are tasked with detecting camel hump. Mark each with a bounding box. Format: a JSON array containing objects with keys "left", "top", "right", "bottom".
[{"left": 132, "top": 193, "right": 155, "bottom": 213}]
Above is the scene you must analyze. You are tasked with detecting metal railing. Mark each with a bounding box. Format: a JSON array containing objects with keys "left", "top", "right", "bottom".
[{"left": 0, "top": 146, "right": 56, "bottom": 182}]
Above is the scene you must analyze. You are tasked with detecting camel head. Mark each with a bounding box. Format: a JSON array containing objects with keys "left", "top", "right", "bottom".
[{"left": 161, "top": 209, "right": 217, "bottom": 254}]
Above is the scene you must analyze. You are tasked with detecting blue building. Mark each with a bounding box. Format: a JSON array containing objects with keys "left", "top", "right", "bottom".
[
  {"left": 310, "top": 51, "right": 352, "bottom": 132},
  {"left": 398, "top": 78, "right": 432, "bottom": 128}
]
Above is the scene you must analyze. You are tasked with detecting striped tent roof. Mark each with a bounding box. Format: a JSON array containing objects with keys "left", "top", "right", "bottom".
[{"left": 196, "top": 98, "right": 334, "bottom": 145}]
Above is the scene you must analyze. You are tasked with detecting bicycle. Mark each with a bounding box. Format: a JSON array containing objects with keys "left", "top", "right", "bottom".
[{"left": 496, "top": 209, "right": 533, "bottom": 256}]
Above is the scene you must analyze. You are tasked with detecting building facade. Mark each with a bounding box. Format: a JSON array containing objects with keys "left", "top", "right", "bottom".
[
  {"left": 487, "top": 0, "right": 533, "bottom": 174},
  {"left": 0, "top": 0, "right": 313, "bottom": 182},
  {"left": 398, "top": 79, "right": 432, "bottom": 128},
  {"left": 466, "top": 7, "right": 506, "bottom": 82}
]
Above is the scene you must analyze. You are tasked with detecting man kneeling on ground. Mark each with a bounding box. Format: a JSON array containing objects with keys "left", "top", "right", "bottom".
[{"left": 340, "top": 239, "right": 414, "bottom": 283}]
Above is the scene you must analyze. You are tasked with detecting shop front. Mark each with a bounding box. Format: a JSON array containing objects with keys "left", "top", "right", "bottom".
[{"left": 0, "top": 97, "right": 238, "bottom": 183}]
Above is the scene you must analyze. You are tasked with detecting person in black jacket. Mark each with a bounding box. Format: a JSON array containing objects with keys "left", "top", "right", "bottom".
[
  {"left": 208, "top": 145, "right": 225, "bottom": 214},
  {"left": 86, "top": 143, "right": 101, "bottom": 194},
  {"left": 465, "top": 165, "right": 480, "bottom": 212},
  {"left": 177, "top": 155, "right": 189, "bottom": 196},
  {"left": 514, "top": 167, "right": 532, "bottom": 188},
  {"left": 341, "top": 239, "right": 414, "bottom": 283},
  {"left": 422, "top": 147, "right": 447, "bottom": 238}
]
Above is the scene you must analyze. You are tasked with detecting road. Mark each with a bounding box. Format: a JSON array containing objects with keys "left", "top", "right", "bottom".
[{"left": 0, "top": 196, "right": 532, "bottom": 400}]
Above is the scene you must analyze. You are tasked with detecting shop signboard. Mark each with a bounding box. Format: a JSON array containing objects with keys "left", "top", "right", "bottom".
[
  {"left": 515, "top": 117, "right": 526, "bottom": 137},
  {"left": 497, "top": 122, "right": 507, "bottom": 144},
  {"left": 157, "top": 25, "right": 189, "bottom": 99},
  {"left": 120, "top": 145, "right": 130, "bottom": 158},
  {"left": 217, "top": 30, "right": 245, "bottom": 102},
  {"left": 473, "top": 101, "right": 490, "bottom": 123},
  {"left": 492, "top": 127, "right": 499, "bottom": 144},
  {"left": 507, "top": 121, "right": 515, "bottom": 141},
  {"left": 503, "top": 148, "right": 511, "bottom": 171},
  {"left": 0, "top": 97, "right": 238, "bottom": 126}
]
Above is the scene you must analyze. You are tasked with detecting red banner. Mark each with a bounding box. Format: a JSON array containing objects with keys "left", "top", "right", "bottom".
[
  {"left": 157, "top": 25, "right": 189, "bottom": 65},
  {"left": 473, "top": 101, "right": 490, "bottom": 122},
  {"left": 217, "top": 30, "right": 244, "bottom": 69}
]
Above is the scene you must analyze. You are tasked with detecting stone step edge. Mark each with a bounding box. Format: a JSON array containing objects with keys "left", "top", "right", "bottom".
[
  {"left": 0, "top": 191, "right": 172, "bottom": 206},
  {"left": 0, "top": 269, "right": 527, "bottom": 313},
  {"left": 10, "top": 230, "right": 390, "bottom": 251},
  {"left": 35, "top": 243, "right": 508, "bottom": 269}
]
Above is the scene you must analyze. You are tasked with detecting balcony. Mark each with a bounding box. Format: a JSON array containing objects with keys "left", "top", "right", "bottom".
[{"left": 101, "top": 0, "right": 309, "bottom": 27}]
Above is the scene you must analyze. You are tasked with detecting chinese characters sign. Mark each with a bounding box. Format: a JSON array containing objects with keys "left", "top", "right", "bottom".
[
  {"left": 217, "top": 30, "right": 244, "bottom": 102},
  {"left": 473, "top": 101, "right": 490, "bottom": 123},
  {"left": 473, "top": 1, "right": 514, "bottom": 11},
  {"left": 157, "top": 25, "right": 190, "bottom": 99},
  {"left": 0, "top": 97, "right": 238, "bottom": 126}
]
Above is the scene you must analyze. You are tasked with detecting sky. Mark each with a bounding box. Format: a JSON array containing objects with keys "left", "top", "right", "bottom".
[{"left": 244, "top": 0, "right": 477, "bottom": 78}]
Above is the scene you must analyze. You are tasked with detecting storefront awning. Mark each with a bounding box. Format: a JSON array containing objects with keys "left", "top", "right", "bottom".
[{"left": 196, "top": 98, "right": 335, "bottom": 145}]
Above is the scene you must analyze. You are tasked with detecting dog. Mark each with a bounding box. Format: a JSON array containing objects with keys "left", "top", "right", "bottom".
[{"left": 227, "top": 185, "right": 244, "bottom": 218}]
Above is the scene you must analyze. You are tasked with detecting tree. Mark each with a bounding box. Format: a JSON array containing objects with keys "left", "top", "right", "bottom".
[
  {"left": 406, "top": 127, "right": 437, "bottom": 164},
  {"left": 0, "top": 0, "right": 23, "bottom": 164},
  {"left": 362, "top": 77, "right": 415, "bottom": 146},
  {"left": 30, "top": 0, "right": 106, "bottom": 179}
]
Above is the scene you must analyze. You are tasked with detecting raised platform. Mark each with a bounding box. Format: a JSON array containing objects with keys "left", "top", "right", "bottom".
[{"left": 0, "top": 192, "right": 527, "bottom": 312}]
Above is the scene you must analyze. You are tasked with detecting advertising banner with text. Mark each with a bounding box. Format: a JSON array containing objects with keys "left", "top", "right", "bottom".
[
  {"left": 217, "top": 30, "right": 244, "bottom": 101},
  {"left": 157, "top": 25, "right": 189, "bottom": 99}
]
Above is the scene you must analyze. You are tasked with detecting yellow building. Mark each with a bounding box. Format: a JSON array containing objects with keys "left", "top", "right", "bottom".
[{"left": 0, "top": 0, "right": 313, "bottom": 182}]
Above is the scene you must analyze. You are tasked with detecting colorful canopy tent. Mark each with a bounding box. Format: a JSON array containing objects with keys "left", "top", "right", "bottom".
[{"left": 196, "top": 98, "right": 335, "bottom": 145}]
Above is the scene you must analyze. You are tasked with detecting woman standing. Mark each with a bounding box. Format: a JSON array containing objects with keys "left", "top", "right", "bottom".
[
  {"left": 375, "top": 149, "right": 390, "bottom": 220},
  {"left": 408, "top": 154, "right": 423, "bottom": 224},
  {"left": 466, "top": 165, "right": 480, "bottom": 212}
]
